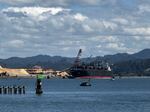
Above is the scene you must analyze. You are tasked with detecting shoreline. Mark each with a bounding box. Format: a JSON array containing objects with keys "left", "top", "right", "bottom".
[
  {"left": 115, "top": 76, "right": 150, "bottom": 79},
  {"left": 0, "top": 76, "right": 150, "bottom": 79}
]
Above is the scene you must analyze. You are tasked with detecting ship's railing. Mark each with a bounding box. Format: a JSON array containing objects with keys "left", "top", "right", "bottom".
[{"left": 71, "top": 65, "right": 110, "bottom": 71}]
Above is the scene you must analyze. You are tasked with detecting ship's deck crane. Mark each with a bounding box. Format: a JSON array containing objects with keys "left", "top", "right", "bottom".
[{"left": 74, "top": 49, "right": 82, "bottom": 66}]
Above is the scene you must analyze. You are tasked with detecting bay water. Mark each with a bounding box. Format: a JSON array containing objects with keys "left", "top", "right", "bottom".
[{"left": 0, "top": 78, "right": 150, "bottom": 112}]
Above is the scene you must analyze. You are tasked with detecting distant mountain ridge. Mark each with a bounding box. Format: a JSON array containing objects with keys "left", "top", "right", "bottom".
[
  {"left": 133, "top": 49, "right": 150, "bottom": 59},
  {"left": 0, "top": 49, "right": 150, "bottom": 72},
  {"left": 0, "top": 55, "right": 74, "bottom": 70},
  {"left": 102, "top": 49, "right": 150, "bottom": 63}
]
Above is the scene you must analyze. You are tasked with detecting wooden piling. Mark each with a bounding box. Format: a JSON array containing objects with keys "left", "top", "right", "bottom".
[
  {"left": 0, "top": 86, "right": 2, "bottom": 94},
  {"left": 18, "top": 86, "right": 22, "bottom": 94},
  {"left": 3, "top": 86, "right": 8, "bottom": 94},
  {"left": 13, "top": 86, "right": 17, "bottom": 94},
  {"left": 8, "top": 86, "right": 13, "bottom": 94},
  {"left": 22, "top": 86, "right": 25, "bottom": 94}
]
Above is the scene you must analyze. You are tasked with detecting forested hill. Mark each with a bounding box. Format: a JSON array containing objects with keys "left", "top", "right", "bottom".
[{"left": 0, "top": 49, "right": 150, "bottom": 75}]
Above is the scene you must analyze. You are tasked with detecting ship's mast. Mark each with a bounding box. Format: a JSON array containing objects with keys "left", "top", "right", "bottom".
[{"left": 74, "top": 49, "right": 82, "bottom": 66}]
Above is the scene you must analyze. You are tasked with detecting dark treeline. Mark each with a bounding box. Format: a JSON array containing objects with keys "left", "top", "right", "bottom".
[{"left": 0, "top": 49, "right": 150, "bottom": 76}]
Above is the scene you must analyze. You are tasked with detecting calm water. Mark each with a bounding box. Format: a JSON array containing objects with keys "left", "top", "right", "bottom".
[{"left": 0, "top": 78, "right": 150, "bottom": 112}]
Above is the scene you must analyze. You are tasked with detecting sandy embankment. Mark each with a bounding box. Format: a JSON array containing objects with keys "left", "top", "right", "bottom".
[
  {"left": 0, "top": 66, "right": 69, "bottom": 78},
  {"left": 0, "top": 67, "right": 30, "bottom": 77}
]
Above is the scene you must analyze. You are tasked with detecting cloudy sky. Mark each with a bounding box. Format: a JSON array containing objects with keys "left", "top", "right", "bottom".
[{"left": 0, "top": 0, "right": 150, "bottom": 58}]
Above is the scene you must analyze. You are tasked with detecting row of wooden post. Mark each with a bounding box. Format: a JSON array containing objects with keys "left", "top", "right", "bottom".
[
  {"left": 0, "top": 77, "right": 42, "bottom": 95},
  {"left": 0, "top": 86, "right": 25, "bottom": 94}
]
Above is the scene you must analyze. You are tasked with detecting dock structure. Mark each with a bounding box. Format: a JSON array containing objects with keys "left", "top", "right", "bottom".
[{"left": 0, "top": 85, "right": 26, "bottom": 95}]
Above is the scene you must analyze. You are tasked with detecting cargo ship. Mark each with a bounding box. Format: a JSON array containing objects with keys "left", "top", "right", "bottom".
[{"left": 67, "top": 49, "right": 113, "bottom": 79}]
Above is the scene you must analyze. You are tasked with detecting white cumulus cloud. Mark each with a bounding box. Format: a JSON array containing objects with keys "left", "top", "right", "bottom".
[
  {"left": 2, "top": 7, "right": 68, "bottom": 16},
  {"left": 73, "top": 13, "right": 88, "bottom": 21},
  {"left": 139, "top": 4, "right": 150, "bottom": 13},
  {"left": 124, "top": 27, "right": 150, "bottom": 35},
  {"left": 0, "top": 0, "right": 150, "bottom": 58}
]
